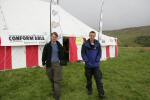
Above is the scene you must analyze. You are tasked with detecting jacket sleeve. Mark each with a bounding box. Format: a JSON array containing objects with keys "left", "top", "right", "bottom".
[
  {"left": 95, "top": 43, "right": 102, "bottom": 62},
  {"left": 42, "top": 44, "right": 47, "bottom": 66},
  {"left": 81, "top": 44, "right": 88, "bottom": 62}
]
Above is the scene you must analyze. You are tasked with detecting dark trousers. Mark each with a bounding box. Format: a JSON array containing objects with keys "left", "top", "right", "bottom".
[
  {"left": 85, "top": 66, "right": 105, "bottom": 95},
  {"left": 46, "top": 63, "right": 62, "bottom": 98}
]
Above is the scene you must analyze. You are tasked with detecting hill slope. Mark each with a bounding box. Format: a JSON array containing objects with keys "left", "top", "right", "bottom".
[{"left": 104, "top": 26, "right": 150, "bottom": 47}]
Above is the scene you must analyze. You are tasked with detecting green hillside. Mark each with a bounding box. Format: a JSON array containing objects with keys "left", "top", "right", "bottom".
[{"left": 104, "top": 26, "right": 150, "bottom": 47}]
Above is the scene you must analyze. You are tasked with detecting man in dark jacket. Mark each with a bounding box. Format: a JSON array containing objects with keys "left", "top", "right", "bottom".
[
  {"left": 42, "top": 32, "right": 64, "bottom": 100},
  {"left": 81, "top": 31, "right": 105, "bottom": 99}
]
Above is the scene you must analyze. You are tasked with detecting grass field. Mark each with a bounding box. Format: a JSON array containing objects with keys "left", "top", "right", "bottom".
[{"left": 0, "top": 47, "right": 150, "bottom": 100}]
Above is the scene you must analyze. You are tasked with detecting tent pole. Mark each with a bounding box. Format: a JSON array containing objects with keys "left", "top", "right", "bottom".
[
  {"left": 50, "top": 0, "right": 52, "bottom": 36},
  {"left": 98, "top": 0, "right": 104, "bottom": 41},
  {"left": 57, "top": 0, "right": 59, "bottom": 4}
]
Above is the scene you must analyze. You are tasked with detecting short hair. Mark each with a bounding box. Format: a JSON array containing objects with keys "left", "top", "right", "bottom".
[
  {"left": 51, "top": 32, "right": 58, "bottom": 37},
  {"left": 89, "top": 31, "right": 96, "bottom": 34}
]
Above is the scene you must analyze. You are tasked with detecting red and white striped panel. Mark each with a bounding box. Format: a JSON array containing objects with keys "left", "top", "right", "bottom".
[
  {"left": 101, "top": 46, "right": 107, "bottom": 61},
  {"left": 76, "top": 45, "right": 82, "bottom": 60},
  {"left": 69, "top": 37, "right": 78, "bottom": 63},
  {"left": 115, "top": 45, "right": 119, "bottom": 58},
  {"left": 102, "top": 45, "right": 118, "bottom": 60},
  {"left": 109, "top": 46, "right": 116, "bottom": 58},
  {"left": 69, "top": 37, "right": 84, "bottom": 62},
  {"left": 12, "top": 46, "right": 26, "bottom": 69},
  {"left": 0, "top": 45, "right": 43, "bottom": 71},
  {"left": 0, "top": 46, "right": 12, "bottom": 70},
  {"left": 106, "top": 46, "right": 110, "bottom": 60},
  {"left": 0, "top": 39, "right": 118, "bottom": 71},
  {"left": 38, "top": 45, "right": 44, "bottom": 66},
  {"left": 26, "top": 46, "right": 38, "bottom": 68}
]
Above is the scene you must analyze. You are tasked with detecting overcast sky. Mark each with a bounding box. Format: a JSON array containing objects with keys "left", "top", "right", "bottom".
[{"left": 58, "top": 0, "right": 150, "bottom": 30}]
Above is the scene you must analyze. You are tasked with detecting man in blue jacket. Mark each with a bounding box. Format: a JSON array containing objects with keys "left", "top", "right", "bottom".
[{"left": 81, "top": 31, "right": 105, "bottom": 99}]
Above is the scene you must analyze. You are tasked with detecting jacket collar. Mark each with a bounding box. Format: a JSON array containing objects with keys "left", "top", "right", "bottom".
[
  {"left": 85, "top": 39, "right": 99, "bottom": 48},
  {"left": 48, "top": 41, "right": 61, "bottom": 47}
]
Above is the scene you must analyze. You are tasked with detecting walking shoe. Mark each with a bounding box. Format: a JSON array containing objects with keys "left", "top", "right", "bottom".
[
  {"left": 99, "top": 94, "right": 106, "bottom": 99},
  {"left": 55, "top": 96, "right": 60, "bottom": 100},
  {"left": 87, "top": 90, "right": 93, "bottom": 95}
]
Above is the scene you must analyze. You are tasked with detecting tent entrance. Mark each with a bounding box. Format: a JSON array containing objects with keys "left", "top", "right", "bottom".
[{"left": 63, "top": 37, "right": 69, "bottom": 62}]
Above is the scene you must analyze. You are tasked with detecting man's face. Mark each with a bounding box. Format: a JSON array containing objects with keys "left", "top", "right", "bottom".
[
  {"left": 89, "top": 32, "right": 96, "bottom": 41},
  {"left": 51, "top": 34, "right": 58, "bottom": 42}
]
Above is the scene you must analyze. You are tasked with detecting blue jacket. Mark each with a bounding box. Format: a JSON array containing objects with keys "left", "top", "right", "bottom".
[{"left": 81, "top": 39, "right": 101, "bottom": 68}]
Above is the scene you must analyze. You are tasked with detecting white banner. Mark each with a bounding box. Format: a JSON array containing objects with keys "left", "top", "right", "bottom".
[
  {"left": 1, "top": 31, "right": 50, "bottom": 46},
  {"left": 51, "top": 4, "right": 63, "bottom": 44}
]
